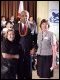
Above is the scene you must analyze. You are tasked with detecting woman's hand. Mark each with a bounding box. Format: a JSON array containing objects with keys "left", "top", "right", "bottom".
[{"left": 50, "top": 62, "right": 57, "bottom": 71}]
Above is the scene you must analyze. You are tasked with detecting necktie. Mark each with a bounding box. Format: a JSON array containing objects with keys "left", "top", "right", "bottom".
[
  {"left": 22, "top": 24, "right": 27, "bottom": 35},
  {"left": 24, "top": 24, "right": 26, "bottom": 32},
  {"left": 21, "top": 24, "right": 26, "bottom": 34}
]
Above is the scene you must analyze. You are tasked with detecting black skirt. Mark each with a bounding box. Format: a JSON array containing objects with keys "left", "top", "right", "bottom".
[{"left": 37, "top": 55, "right": 53, "bottom": 78}]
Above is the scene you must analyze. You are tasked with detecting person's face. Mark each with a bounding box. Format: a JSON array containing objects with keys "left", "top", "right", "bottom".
[
  {"left": 2, "top": 17, "right": 5, "bottom": 21},
  {"left": 30, "top": 17, "right": 33, "bottom": 22},
  {"left": 41, "top": 22, "right": 47, "bottom": 31},
  {"left": 10, "top": 16, "right": 14, "bottom": 21},
  {"left": 7, "top": 31, "right": 15, "bottom": 41},
  {"left": 6, "top": 23, "right": 13, "bottom": 29},
  {"left": 20, "top": 11, "right": 28, "bottom": 23}
]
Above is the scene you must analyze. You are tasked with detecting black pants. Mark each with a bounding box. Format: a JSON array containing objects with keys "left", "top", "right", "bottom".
[
  {"left": 1, "top": 58, "right": 18, "bottom": 79},
  {"left": 32, "top": 55, "right": 37, "bottom": 70},
  {"left": 17, "top": 53, "right": 32, "bottom": 79},
  {"left": 37, "top": 55, "right": 53, "bottom": 78}
]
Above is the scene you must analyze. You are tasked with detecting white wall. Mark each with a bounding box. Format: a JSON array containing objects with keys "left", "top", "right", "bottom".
[{"left": 37, "top": 1, "right": 59, "bottom": 40}]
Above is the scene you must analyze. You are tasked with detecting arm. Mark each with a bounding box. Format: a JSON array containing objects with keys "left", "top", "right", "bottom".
[
  {"left": 50, "top": 34, "right": 57, "bottom": 70},
  {"left": 30, "top": 32, "right": 38, "bottom": 55},
  {"left": 52, "top": 45, "right": 57, "bottom": 67},
  {"left": 2, "top": 53, "right": 19, "bottom": 59},
  {"left": 30, "top": 33, "right": 39, "bottom": 55}
]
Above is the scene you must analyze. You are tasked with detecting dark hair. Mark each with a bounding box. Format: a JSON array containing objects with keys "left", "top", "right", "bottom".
[
  {"left": 48, "top": 24, "right": 50, "bottom": 28},
  {"left": 6, "top": 21, "right": 12, "bottom": 25},
  {"left": 29, "top": 16, "right": 33, "bottom": 18},
  {"left": 40, "top": 19, "right": 48, "bottom": 28},
  {"left": 1, "top": 16, "right": 6, "bottom": 20},
  {"left": 1, "top": 16, "right": 5, "bottom": 18}
]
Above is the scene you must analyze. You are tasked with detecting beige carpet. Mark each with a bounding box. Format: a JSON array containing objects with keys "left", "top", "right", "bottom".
[{"left": 32, "top": 67, "right": 59, "bottom": 79}]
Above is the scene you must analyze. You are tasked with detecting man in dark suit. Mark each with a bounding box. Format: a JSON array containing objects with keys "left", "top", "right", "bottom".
[
  {"left": 17, "top": 10, "right": 36, "bottom": 79},
  {"left": 29, "top": 16, "right": 37, "bottom": 70}
]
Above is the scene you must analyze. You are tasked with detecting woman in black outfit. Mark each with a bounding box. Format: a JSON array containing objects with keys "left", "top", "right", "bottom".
[{"left": 1, "top": 29, "right": 22, "bottom": 79}]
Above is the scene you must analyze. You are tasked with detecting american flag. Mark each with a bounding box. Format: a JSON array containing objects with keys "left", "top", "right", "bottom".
[{"left": 18, "top": 1, "right": 24, "bottom": 18}]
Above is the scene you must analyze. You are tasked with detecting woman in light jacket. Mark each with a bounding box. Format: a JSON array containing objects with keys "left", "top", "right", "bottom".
[{"left": 37, "top": 19, "right": 57, "bottom": 78}]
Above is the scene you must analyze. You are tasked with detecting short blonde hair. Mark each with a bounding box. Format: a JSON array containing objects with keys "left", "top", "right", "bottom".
[{"left": 4, "top": 29, "right": 15, "bottom": 39}]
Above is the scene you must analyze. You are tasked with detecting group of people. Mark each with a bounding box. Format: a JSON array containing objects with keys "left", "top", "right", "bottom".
[
  {"left": 1, "top": 10, "right": 37, "bottom": 79},
  {"left": 1, "top": 10, "right": 57, "bottom": 79}
]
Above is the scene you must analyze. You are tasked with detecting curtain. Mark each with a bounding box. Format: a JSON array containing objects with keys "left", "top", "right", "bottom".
[{"left": 1, "top": 1, "right": 37, "bottom": 22}]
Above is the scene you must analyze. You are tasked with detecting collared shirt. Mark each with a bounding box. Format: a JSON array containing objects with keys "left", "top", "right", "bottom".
[
  {"left": 1, "top": 21, "right": 6, "bottom": 27},
  {"left": 37, "top": 30, "right": 56, "bottom": 56}
]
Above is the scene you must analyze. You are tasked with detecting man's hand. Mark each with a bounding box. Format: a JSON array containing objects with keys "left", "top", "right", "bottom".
[
  {"left": 2, "top": 53, "right": 19, "bottom": 59},
  {"left": 30, "top": 48, "right": 35, "bottom": 55},
  {"left": 14, "top": 55, "right": 19, "bottom": 59}
]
